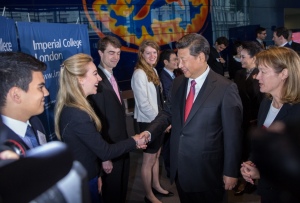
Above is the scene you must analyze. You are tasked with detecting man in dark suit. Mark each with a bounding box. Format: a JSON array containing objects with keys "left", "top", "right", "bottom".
[
  {"left": 140, "top": 33, "right": 243, "bottom": 203},
  {"left": 0, "top": 52, "right": 49, "bottom": 153},
  {"left": 254, "top": 27, "right": 267, "bottom": 49},
  {"left": 159, "top": 49, "right": 178, "bottom": 101},
  {"left": 288, "top": 29, "right": 300, "bottom": 53},
  {"left": 207, "top": 36, "right": 229, "bottom": 76},
  {"left": 88, "top": 36, "right": 129, "bottom": 203},
  {"left": 158, "top": 49, "right": 178, "bottom": 178},
  {"left": 272, "top": 27, "right": 292, "bottom": 48}
]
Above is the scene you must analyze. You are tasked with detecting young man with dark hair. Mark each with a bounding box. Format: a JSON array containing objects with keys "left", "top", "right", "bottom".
[
  {"left": 88, "top": 36, "right": 130, "bottom": 203},
  {"left": 207, "top": 36, "right": 229, "bottom": 76},
  {"left": 255, "top": 27, "right": 267, "bottom": 49},
  {"left": 273, "top": 27, "right": 291, "bottom": 47},
  {"left": 0, "top": 52, "right": 49, "bottom": 151}
]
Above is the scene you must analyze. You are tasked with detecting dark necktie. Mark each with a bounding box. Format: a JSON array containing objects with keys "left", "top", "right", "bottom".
[
  {"left": 25, "top": 125, "right": 39, "bottom": 148},
  {"left": 184, "top": 80, "right": 196, "bottom": 122}
]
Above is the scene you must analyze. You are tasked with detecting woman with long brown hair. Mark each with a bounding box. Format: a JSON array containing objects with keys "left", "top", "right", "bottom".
[{"left": 131, "top": 40, "right": 173, "bottom": 203}]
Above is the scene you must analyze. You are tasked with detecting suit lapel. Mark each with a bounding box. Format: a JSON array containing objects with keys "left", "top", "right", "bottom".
[
  {"left": 274, "top": 103, "right": 291, "bottom": 121},
  {"left": 98, "top": 68, "right": 123, "bottom": 106},
  {"left": 163, "top": 69, "right": 173, "bottom": 81},
  {"left": 184, "top": 71, "right": 216, "bottom": 126}
]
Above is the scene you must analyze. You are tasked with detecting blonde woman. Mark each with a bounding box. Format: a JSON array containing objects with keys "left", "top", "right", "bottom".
[
  {"left": 131, "top": 40, "right": 173, "bottom": 203},
  {"left": 54, "top": 53, "right": 147, "bottom": 203}
]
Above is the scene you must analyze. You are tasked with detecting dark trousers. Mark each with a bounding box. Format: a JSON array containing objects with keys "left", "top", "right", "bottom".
[
  {"left": 175, "top": 176, "right": 226, "bottom": 203},
  {"left": 88, "top": 176, "right": 103, "bottom": 203},
  {"left": 102, "top": 154, "right": 130, "bottom": 203}
]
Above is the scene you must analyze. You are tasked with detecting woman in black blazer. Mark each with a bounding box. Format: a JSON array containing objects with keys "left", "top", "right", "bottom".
[
  {"left": 54, "top": 53, "right": 147, "bottom": 203},
  {"left": 235, "top": 41, "right": 263, "bottom": 159},
  {"left": 240, "top": 47, "right": 300, "bottom": 203}
]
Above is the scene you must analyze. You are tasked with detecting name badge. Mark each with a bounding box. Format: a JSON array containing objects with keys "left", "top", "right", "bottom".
[{"left": 37, "top": 130, "right": 47, "bottom": 145}]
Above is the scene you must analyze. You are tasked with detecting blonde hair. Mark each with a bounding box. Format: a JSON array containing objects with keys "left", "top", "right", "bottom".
[
  {"left": 135, "top": 40, "right": 160, "bottom": 86},
  {"left": 54, "top": 53, "right": 101, "bottom": 140},
  {"left": 255, "top": 47, "right": 300, "bottom": 104}
]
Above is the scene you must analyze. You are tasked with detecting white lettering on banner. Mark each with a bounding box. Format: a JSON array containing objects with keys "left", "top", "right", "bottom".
[
  {"left": 33, "top": 39, "right": 62, "bottom": 52},
  {"left": 32, "top": 38, "right": 83, "bottom": 52},
  {"left": 63, "top": 38, "right": 82, "bottom": 48},
  {"left": 0, "top": 38, "right": 13, "bottom": 51},
  {"left": 34, "top": 51, "right": 63, "bottom": 62}
]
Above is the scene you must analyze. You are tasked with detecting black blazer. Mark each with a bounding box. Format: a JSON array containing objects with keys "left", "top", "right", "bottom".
[
  {"left": 254, "top": 39, "right": 266, "bottom": 49},
  {"left": 59, "top": 106, "right": 136, "bottom": 180},
  {"left": 148, "top": 70, "right": 243, "bottom": 192},
  {"left": 159, "top": 68, "right": 173, "bottom": 101},
  {"left": 255, "top": 98, "right": 300, "bottom": 201},
  {"left": 235, "top": 68, "right": 263, "bottom": 129},
  {"left": 207, "top": 47, "right": 224, "bottom": 76},
  {"left": 2, "top": 116, "right": 46, "bottom": 151},
  {"left": 88, "top": 68, "right": 128, "bottom": 144},
  {"left": 291, "top": 41, "right": 300, "bottom": 52}
]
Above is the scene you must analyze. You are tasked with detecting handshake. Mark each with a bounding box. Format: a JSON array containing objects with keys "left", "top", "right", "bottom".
[{"left": 132, "top": 131, "right": 151, "bottom": 149}]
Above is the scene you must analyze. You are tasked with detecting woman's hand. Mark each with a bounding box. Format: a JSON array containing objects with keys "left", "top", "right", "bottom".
[{"left": 240, "top": 161, "right": 259, "bottom": 184}]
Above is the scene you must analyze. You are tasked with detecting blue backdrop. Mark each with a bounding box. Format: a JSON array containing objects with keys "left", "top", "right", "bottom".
[
  {"left": 0, "top": 16, "right": 18, "bottom": 52},
  {"left": 16, "top": 22, "right": 90, "bottom": 140}
]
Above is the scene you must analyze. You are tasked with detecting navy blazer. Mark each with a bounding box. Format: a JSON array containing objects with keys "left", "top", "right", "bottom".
[
  {"left": 159, "top": 68, "right": 173, "bottom": 101},
  {"left": 59, "top": 106, "right": 136, "bottom": 180},
  {"left": 256, "top": 98, "right": 300, "bottom": 200},
  {"left": 2, "top": 116, "right": 46, "bottom": 151},
  {"left": 147, "top": 70, "right": 243, "bottom": 192}
]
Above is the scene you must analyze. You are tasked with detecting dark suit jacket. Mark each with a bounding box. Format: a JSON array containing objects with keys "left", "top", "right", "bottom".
[
  {"left": 2, "top": 116, "right": 46, "bottom": 151},
  {"left": 159, "top": 68, "right": 173, "bottom": 101},
  {"left": 87, "top": 68, "right": 130, "bottom": 203},
  {"left": 291, "top": 41, "right": 300, "bottom": 52},
  {"left": 254, "top": 39, "right": 266, "bottom": 49},
  {"left": 207, "top": 47, "right": 224, "bottom": 76},
  {"left": 255, "top": 98, "right": 300, "bottom": 201},
  {"left": 235, "top": 68, "right": 263, "bottom": 129},
  {"left": 148, "top": 70, "right": 243, "bottom": 192},
  {"left": 59, "top": 106, "right": 136, "bottom": 180},
  {"left": 88, "top": 68, "right": 128, "bottom": 144}
]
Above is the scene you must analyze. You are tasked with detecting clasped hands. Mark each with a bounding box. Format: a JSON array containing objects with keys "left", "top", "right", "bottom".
[
  {"left": 240, "top": 161, "right": 260, "bottom": 185},
  {"left": 132, "top": 131, "right": 150, "bottom": 149}
]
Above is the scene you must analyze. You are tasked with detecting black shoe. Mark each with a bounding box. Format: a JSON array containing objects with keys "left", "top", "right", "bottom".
[
  {"left": 234, "top": 188, "right": 245, "bottom": 196},
  {"left": 244, "top": 183, "right": 257, "bottom": 194},
  {"left": 144, "top": 196, "right": 152, "bottom": 203},
  {"left": 152, "top": 188, "right": 174, "bottom": 197}
]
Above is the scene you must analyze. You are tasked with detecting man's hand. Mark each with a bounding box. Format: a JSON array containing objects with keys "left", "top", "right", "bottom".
[
  {"left": 132, "top": 132, "right": 149, "bottom": 149},
  {"left": 102, "top": 160, "right": 113, "bottom": 174},
  {"left": 0, "top": 150, "right": 19, "bottom": 160},
  {"left": 223, "top": 175, "right": 238, "bottom": 190}
]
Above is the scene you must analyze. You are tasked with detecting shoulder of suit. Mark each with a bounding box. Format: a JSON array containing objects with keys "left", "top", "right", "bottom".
[
  {"left": 208, "top": 70, "right": 233, "bottom": 85},
  {"left": 62, "top": 106, "right": 89, "bottom": 120}
]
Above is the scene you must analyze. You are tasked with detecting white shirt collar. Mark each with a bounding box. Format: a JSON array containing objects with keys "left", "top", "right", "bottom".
[
  {"left": 280, "top": 42, "right": 288, "bottom": 47},
  {"left": 163, "top": 67, "right": 175, "bottom": 78},
  {"left": 186, "top": 66, "right": 210, "bottom": 99},
  {"left": 98, "top": 64, "right": 113, "bottom": 80},
  {"left": 256, "top": 38, "right": 263, "bottom": 43},
  {"left": 1, "top": 115, "right": 29, "bottom": 138}
]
